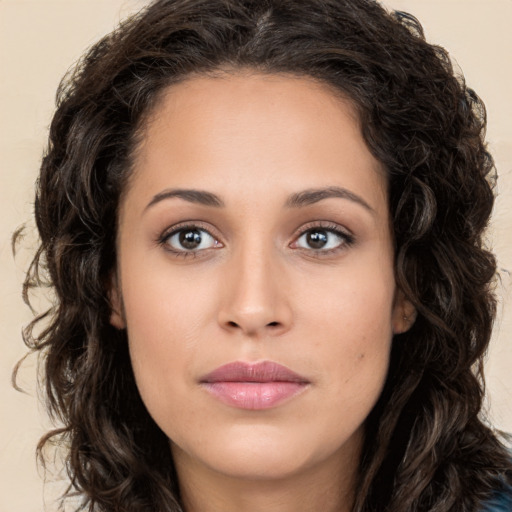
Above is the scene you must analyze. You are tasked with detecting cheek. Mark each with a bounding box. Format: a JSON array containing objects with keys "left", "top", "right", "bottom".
[
  {"left": 122, "top": 259, "right": 216, "bottom": 345},
  {"left": 299, "top": 263, "right": 395, "bottom": 398},
  {"left": 121, "top": 263, "right": 223, "bottom": 413},
  {"left": 300, "top": 259, "right": 395, "bottom": 342}
]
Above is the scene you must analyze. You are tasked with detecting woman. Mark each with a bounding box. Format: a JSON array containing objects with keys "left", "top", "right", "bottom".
[{"left": 17, "top": 0, "right": 512, "bottom": 510}]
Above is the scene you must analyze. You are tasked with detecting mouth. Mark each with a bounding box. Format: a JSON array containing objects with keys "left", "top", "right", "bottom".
[{"left": 199, "top": 361, "right": 310, "bottom": 410}]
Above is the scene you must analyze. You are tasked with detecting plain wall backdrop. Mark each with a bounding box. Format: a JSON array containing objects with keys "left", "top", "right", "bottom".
[{"left": 1, "top": 1, "right": 511, "bottom": 511}]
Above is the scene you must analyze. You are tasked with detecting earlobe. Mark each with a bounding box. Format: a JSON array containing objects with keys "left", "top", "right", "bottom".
[
  {"left": 392, "top": 290, "right": 417, "bottom": 334},
  {"left": 109, "top": 274, "right": 126, "bottom": 330}
]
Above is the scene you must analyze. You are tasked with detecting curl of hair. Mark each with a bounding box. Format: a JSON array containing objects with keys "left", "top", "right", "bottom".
[{"left": 17, "top": 0, "right": 511, "bottom": 510}]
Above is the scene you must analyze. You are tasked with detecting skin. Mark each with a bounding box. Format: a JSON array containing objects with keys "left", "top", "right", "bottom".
[{"left": 111, "top": 71, "right": 415, "bottom": 512}]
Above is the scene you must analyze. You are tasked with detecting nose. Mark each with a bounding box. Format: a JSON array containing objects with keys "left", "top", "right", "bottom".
[{"left": 217, "top": 243, "right": 293, "bottom": 338}]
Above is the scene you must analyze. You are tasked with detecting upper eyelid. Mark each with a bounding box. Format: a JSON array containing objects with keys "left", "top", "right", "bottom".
[
  {"left": 158, "top": 224, "right": 222, "bottom": 257},
  {"left": 292, "top": 221, "right": 353, "bottom": 238},
  {"left": 160, "top": 221, "right": 220, "bottom": 240},
  {"left": 290, "top": 222, "right": 355, "bottom": 251}
]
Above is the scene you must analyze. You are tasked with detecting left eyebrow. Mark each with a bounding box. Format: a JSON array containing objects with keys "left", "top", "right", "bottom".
[{"left": 285, "top": 186, "right": 375, "bottom": 214}]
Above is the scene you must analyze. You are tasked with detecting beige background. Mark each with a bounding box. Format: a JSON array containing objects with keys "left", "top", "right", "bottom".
[{"left": 1, "top": 1, "right": 511, "bottom": 511}]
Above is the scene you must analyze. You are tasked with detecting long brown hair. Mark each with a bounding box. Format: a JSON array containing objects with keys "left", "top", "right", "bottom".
[{"left": 17, "top": 0, "right": 511, "bottom": 510}]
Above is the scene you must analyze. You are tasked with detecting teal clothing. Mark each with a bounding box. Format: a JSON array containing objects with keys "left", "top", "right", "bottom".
[{"left": 482, "top": 486, "right": 512, "bottom": 511}]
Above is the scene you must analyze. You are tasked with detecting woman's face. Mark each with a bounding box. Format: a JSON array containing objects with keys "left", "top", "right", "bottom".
[{"left": 112, "top": 72, "right": 413, "bottom": 487}]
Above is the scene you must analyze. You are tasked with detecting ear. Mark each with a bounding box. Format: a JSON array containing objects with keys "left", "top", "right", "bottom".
[
  {"left": 392, "top": 289, "right": 417, "bottom": 334},
  {"left": 108, "top": 273, "right": 126, "bottom": 330}
]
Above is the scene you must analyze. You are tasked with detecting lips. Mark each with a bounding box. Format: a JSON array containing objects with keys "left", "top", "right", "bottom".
[{"left": 200, "top": 361, "right": 310, "bottom": 410}]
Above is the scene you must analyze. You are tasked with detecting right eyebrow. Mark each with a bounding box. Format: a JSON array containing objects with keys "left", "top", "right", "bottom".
[{"left": 144, "top": 188, "right": 225, "bottom": 212}]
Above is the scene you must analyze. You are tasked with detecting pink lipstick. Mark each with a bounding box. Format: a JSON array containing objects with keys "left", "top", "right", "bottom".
[{"left": 200, "top": 361, "right": 309, "bottom": 410}]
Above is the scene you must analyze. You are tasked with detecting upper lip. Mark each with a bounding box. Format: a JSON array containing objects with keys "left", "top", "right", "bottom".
[{"left": 200, "top": 361, "right": 309, "bottom": 384}]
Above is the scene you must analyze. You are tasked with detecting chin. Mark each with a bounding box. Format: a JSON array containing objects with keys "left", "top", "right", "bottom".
[{"left": 170, "top": 421, "right": 363, "bottom": 483}]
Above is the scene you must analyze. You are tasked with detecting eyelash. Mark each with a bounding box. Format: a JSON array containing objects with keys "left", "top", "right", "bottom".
[
  {"left": 291, "top": 222, "right": 355, "bottom": 257},
  {"left": 157, "top": 221, "right": 355, "bottom": 258},
  {"left": 157, "top": 222, "right": 222, "bottom": 258}
]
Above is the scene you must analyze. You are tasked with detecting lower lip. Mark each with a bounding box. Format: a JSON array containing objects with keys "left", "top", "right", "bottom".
[{"left": 202, "top": 381, "right": 308, "bottom": 410}]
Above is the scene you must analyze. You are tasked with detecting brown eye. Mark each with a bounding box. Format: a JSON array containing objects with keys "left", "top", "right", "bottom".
[
  {"left": 179, "top": 229, "right": 203, "bottom": 249},
  {"left": 295, "top": 228, "right": 351, "bottom": 251},
  {"left": 305, "top": 230, "right": 329, "bottom": 249},
  {"left": 164, "top": 227, "right": 219, "bottom": 252}
]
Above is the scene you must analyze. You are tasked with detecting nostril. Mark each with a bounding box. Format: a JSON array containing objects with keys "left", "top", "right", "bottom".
[
  {"left": 227, "top": 321, "right": 239, "bottom": 328},
  {"left": 267, "top": 322, "right": 279, "bottom": 327}
]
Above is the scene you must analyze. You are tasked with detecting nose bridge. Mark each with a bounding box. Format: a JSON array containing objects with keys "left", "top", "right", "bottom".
[{"left": 218, "top": 233, "right": 291, "bottom": 336}]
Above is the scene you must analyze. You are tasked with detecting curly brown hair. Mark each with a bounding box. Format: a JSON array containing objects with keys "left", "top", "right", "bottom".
[{"left": 17, "top": 0, "right": 511, "bottom": 510}]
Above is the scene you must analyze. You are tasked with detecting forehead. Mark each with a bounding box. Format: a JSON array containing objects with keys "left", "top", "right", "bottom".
[
  {"left": 144, "top": 71, "right": 362, "bottom": 142},
  {"left": 126, "top": 72, "right": 387, "bottom": 214}
]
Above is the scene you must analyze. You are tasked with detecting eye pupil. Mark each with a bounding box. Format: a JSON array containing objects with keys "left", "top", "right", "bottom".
[
  {"left": 307, "top": 230, "right": 328, "bottom": 249},
  {"left": 179, "top": 229, "right": 202, "bottom": 249}
]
